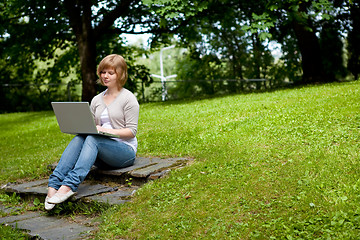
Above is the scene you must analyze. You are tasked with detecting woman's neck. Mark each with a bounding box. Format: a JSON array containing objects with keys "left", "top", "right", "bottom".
[{"left": 105, "top": 87, "right": 122, "bottom": 97}]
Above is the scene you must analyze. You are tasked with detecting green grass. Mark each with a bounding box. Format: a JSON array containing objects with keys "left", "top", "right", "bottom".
[
  {"left": 1, "top": 81, "right": 360, "bottom": 239},
  {"left": 0, "top": 224, "right": 30, "bottom": 240},
  {"left": 0, "top": 111, "right": 73, "bottom": 183}
]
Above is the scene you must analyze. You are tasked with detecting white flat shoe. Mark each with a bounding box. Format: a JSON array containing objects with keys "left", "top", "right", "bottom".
[
  {"left": 44, "top": 196, "right": 55, "bottom": 211},
  {"left": 47, "top": 190, "right": 76, "bottom": 204}
]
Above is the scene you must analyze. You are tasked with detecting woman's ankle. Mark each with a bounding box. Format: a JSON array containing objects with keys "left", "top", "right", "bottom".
[
  {"left": 47, "top": 187, "right": 57, "bottom": 198},
  {"left": 57, "top": 185, "right": 72, "bottom": 194}
]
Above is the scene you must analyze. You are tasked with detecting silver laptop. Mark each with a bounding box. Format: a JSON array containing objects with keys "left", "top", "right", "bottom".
[{"left": 51, "top": 102, "right": 119, "bottom": 138}]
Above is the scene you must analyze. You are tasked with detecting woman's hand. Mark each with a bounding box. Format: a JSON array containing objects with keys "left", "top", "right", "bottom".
[
  {"left": 96, "top": 125, "right": 134, "bottom": 139},
  {"left": 96, "top": 125, "right": 107, "bottom": 133}
]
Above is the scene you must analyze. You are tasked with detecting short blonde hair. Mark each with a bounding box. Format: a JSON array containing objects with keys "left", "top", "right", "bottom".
[{"left": 97, "top": 54, "right": 128, "bottom": 89}]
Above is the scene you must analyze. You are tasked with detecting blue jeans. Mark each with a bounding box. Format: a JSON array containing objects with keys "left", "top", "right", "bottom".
[{"left": 48, "top": 135, "right": 135, "bottom": 192}]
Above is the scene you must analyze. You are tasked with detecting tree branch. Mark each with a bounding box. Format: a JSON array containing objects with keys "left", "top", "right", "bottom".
[
  {"left": 94, "top": 0, "right": 141, "bottom": 39},
  {"left": 63, "top": 0, "right": 82, "bottom": 35},
  {"left": 108, "top": 27, "right": 164, "bottom": 35}
]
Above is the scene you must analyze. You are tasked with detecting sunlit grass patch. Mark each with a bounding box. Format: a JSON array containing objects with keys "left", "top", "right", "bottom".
[
  {"left": 0, "top": 111, "right": 73, "bottom": 183},
  {"left": 1, "top": 81, "right": 359, "bottom": 239},
  {"left": 93, "top": 82, "right": 360, "bottom": 239}
]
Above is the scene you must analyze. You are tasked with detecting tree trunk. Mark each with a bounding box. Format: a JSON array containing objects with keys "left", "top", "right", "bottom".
[
  {"left": 78, "top": 37, "right": 97, "bottom": 102},
  {"left": 291, "top": 5, "right": 325, "bottom": 83},
  {"left": 348, "top": 3, "right": 360, "bottom": 80},
  {"left": 64, "top": 0, "right": 97, "bottom": 102},
  {"left": 252, "top": 33, "right": 261, "bottom": 79},
  {"left": 77, "top": 2, "right": 97, "bottom": 102}
]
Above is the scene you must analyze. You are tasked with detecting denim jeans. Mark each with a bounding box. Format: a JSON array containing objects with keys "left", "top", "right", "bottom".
[{"left": 48, "top": 135, "right": 135, "bottom": 192}]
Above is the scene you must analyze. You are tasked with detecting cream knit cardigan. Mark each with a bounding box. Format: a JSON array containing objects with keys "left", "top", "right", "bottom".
[{"left": 90, "top": 88, "right": 139, "bottom": 137}]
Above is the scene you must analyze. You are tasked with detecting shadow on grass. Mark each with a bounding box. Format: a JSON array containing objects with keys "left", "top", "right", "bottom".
[{"left": 0, "top": 111, "right": 55, "bottom": 128}]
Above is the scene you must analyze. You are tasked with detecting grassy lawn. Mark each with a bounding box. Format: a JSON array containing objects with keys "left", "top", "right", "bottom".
[
  {"left": 1, "top": 81, "right": 360, "bottom": 239},
  {"left": 0, "top": 111, "right": 73, "bottom": 183}
]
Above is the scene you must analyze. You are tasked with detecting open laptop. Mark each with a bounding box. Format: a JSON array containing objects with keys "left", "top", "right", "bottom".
[{"left": 51, "top": 102, "right": 120, "bottom": 138}]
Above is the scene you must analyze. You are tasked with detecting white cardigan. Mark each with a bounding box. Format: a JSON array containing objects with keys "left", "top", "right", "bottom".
[{"left": 90, "top": 88, "right": 139, "bottom": 137}]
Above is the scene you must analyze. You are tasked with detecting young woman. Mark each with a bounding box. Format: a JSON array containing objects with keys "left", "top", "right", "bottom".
[{"left": 45, "top": 54, "right": 139, "bottom": 210}]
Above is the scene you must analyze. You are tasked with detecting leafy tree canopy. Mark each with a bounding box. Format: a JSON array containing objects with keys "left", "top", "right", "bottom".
[
  {"left": 1, "top": 0, "right": 163, "bottom": 104},
  {"left": 1, "top": 0, "right": 358, "bottom": 112}
]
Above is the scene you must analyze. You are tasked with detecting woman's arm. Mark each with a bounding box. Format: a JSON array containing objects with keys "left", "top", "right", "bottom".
[{"left": 96, "top": 125, "right": 135, "bottom": 139}]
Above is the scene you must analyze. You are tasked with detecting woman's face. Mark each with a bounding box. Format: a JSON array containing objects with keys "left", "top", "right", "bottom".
[{"left": 100, "top": 68, "right": 118, "bottom": 89}]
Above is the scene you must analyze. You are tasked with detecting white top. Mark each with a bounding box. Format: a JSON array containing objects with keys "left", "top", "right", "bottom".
[{"left": 100, "top": 108, "right": 137, "bottom": 152}]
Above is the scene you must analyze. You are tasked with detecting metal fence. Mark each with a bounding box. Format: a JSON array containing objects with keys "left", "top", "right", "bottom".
[
  {"left": 2, "top": 82, "right": 75, "bottom": 101},
  {"left": 2, "top": 78, "right": 287, "bottom": 103},
  {"left": 149, "top": 78, "right": 283, "bottom": 101}
]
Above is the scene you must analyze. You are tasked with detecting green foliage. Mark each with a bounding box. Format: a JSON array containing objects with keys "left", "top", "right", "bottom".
[
  {"left": 0, "top": 192, "right": 45, "bottom": 216},
  {"left": 242, "top": 13, "right": 274, "bottom": 41},
  {"left": 2, "top": 0, "right": 357, "bottom": 107},
  {"left": 320, "top": 21, "right": 347, "bottom": 81},
  {"left": 0, "top": 0, "right": 77, "bottom": 112},
  {"left": 0, "top": 44, "right": 81, "bottom": 113},
  {"left": 347, "top": 2, "right": 360, "bottom": 80},
  {"left": 143, "top": 0, "right": 208, "bottom": 18},
  {"left": 276, "top": 35, "right": 303, "bottom": 83},
  {"left": 171, "top": 51, "right": 226, "bottom": 98},
  {"left": 125, "top": 178, "right": 133, "bottom": 187},
  {"left": 0, "top": 225, "right": 29, "bottom": 240},
  {"left": 1, "top": 0, "right": 163, "bottom": 104},
  {"left": 45, "top": 200, "right": 109, "bottom": 217},
  {"left": 169, "top": 44, "right": 276, "bottom": 99},
  {"left": 174, "top": 1, "right": 277, "bottom": 82},
  {"left": 0, "top": 193, "right": 22, "bottom": 208}
]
